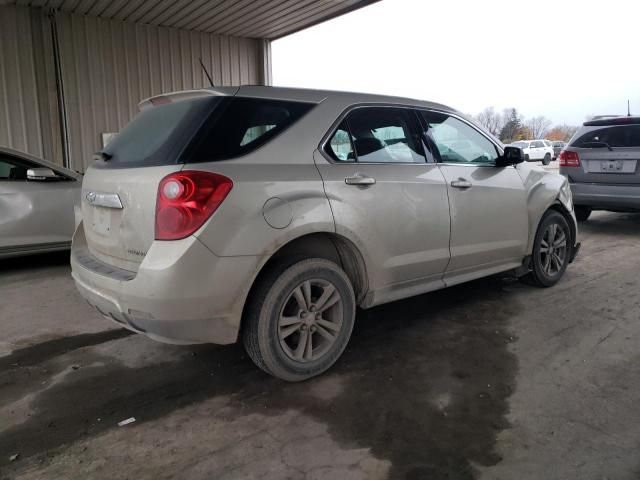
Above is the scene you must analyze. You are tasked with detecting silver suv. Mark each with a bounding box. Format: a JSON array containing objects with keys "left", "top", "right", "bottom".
[
  {"left": 559, "top": 117, "right": 640, "bottom": 221},
  {"left": 71, "top": 86, "right": 579, "bottom": 381}
]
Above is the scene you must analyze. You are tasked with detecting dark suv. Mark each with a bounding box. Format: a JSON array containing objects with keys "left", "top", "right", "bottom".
[{"left": 559, "top": 117, "right": 640, "bottom": 221}]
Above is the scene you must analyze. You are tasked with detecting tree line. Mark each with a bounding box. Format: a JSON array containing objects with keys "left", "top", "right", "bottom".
[{"left": 474, "top": 107, "right": 578, "bottom": 144}]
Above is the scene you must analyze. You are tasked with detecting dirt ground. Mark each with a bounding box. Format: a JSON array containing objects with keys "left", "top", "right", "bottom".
[{"left": 1, "top": 211, "right": 639, "bottom": 480}]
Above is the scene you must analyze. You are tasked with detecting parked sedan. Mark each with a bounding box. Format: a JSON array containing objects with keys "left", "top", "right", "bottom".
[
  {"left": 512, "top": 140, "right": 555, "bottom": 164},
  {"left": 71, "top": 86, "right": 579, "bottom": 381},
  {"left": 0, "top": 146, "right": 81, "bottom": 259},
  {"left": 560, "top": 116, "right": 640, "bottom": 221}
]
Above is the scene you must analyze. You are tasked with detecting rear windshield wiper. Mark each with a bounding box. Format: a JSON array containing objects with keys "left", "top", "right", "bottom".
[{"left": 579, "top": 141, "right": 613, "bottom": 151}]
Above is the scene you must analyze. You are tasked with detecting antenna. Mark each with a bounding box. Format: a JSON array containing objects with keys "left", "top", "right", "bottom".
[
  {"left": 628, "top": 99, "right": 631, "bottom": 117},
  {"left": 199, "top": 57, "right": 215, "bottom": 87}
]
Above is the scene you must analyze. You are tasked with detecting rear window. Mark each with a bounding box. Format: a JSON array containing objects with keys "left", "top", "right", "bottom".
[
  {"left": 101, "top": 97, "right": 220, "bottom": 168},
  {"left": 571, "top": 125, "right": 640, "bottom": 148},
  {"left": 187, "top": 97, "right": 314, "bottom": 163},
  {"left": 99, "top": 96, "right": 314, "bottom": 168}
]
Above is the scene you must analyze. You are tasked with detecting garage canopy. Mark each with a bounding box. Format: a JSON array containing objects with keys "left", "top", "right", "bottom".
[
  {"left": 6, "top": 0, "right": 379, "bottom": 39},
  {"left": 0, "top": 0, "right": 379, "bottom": 171}
]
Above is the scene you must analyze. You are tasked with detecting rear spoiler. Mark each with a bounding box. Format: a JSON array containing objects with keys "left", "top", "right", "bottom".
[{"left": 138, "top": 87, "right": 238, "bottom": 111}]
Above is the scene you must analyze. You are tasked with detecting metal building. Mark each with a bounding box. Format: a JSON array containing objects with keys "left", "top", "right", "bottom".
[{"left": 0, "top": 1, "right": 378, "bottom": 172}]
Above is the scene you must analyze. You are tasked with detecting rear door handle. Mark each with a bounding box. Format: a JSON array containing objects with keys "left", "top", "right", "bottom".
[
  {"left": 450, "top": 179, "right": 472, "bottom": 189},
  {"left": 345, "top": 173, "right": 376, "bottom": 186}
]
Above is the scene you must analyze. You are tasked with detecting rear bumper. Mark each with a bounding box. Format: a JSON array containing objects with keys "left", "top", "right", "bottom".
[
  {"left": 570, "top": 182, "right": 640, "bottom": 210},
  {"left": 71, "top": 224, "right": 263, "bottom": 345}
]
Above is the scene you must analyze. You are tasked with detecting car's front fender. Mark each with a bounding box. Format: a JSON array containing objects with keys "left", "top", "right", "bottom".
[{"left": 517, "top": 163, "right": 577, "bottom": 254}]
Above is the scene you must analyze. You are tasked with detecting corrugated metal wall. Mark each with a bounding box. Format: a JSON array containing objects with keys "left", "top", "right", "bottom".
[
  {"left": 0, "top": 5, "right": 265, "bottom": 172},
  {"left": 0, "top": 6, "right": 61, "bottom": 164},
  {"left": 56, "top": 11, "right": 262, "bottom": 171}
]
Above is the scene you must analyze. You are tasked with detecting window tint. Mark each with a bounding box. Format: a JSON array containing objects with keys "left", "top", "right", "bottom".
[
  {"left": 344, "top": 108, "right": 424, "bottom": 163},
  {"left": 326, "top": 121, "right": 355, "bottom": 161},
  {"left": 189, "top": 97, "right": 314, "bottom": 163},
  {"left": 0, "top": 155, "right": 38, "bottom": 181},
  {"left": 101, "top": 96, "right": 315, "bottom": 168},
  {"left": 420, "top": 111, "right": 499, "bottom": 164},
  {"left": 572, "top": 125, "right": 640, "bottom": 148},
  {"left": 102, "top": 97, "right": 220, "bottom": 168}
]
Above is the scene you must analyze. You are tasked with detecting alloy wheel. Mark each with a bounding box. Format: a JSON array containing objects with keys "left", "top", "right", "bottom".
[
  {"left": 539, "top": 223, "right": 567, "bottom": 276},
  {"left": 278, "top": 279, "right": 344, "bottom": 362}
]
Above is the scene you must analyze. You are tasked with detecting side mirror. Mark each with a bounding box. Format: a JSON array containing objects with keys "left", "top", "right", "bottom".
[
  {"left": 496, "top": 146, "right": 525, "bottom": 167},
  {"left": 27, "top": 167, "right": 59, "bottom": 181}
]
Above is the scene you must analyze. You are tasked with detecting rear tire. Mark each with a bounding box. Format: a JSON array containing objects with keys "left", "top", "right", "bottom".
[
  {"left": 574, "top": 206, "right": 592, "bottom": 222},
  {"left": 523, "top": 210, "right": 572, "bottom": 288},
  {"left": 243, "top": 258, "right": 355, "bottom": 382},
  {"left": 543, "top": 153, "right": 551, "bottom": 165},
  {"left": 525, "top": 154, "right": 530, "bottom": 162}
]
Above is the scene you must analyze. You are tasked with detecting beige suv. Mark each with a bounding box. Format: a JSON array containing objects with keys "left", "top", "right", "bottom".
[{"left": 71, "top": 86, "right": 579, "bottom": 381}]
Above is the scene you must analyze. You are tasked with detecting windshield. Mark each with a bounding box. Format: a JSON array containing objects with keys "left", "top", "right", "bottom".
[{"left": 512, "top": 141, "right": 529, "bottom": 148}]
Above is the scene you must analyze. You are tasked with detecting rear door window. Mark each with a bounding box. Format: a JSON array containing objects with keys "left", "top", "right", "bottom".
[
  {"left": 333, "top": 107, "right": 425, "bottom": 163},
  {"left": 572, "top": 125, "right": 640, "bottom": 148}
]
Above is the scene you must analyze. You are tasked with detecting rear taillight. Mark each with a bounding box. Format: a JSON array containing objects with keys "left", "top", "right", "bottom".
[
  {"left": 155, "top": 171, "right": 233, "bottom": 240},
  {"left": 559, "top": 150, "right": 580, "bottom": 167}
]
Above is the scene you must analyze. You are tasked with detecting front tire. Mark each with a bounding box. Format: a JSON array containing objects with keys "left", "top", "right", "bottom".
[
  {"left": 574, "top": 206, "right": 592, "bottom": 222},
  {"left": 243, "top": 258, "right": 356, "bottom": 382},
  {"left": 543, "top": 153, "right": 551, "bottom": 165},
  {"left": 524, "top": 210, "right": 572, "bottom": 288},
  {"left": 525, "top": 154, "right": 530, "bottom": 162}
]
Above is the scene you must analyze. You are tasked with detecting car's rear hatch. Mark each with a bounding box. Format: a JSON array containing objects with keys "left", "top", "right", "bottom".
[
  {"left": 564, "top": 123, "right": 640, "bottom": 186},
  {"left": 80, "top": 89, "right": 234, "bottom": 272},
  {"left": 80, "top": 87, "right": 317, "bottom": 272}
]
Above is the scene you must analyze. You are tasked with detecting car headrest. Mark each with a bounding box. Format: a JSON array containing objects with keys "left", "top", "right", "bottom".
[{"left": 354, "top": 137, "right": 385, "bottom": 157}]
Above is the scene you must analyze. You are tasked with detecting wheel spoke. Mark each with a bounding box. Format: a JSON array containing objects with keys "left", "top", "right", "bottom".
[
  {"left": 317, "top": 318, "right": 340, "bottom": 332},
  {"left": 315, "top": 323, "right": 336, "bottom": 341},
  {"left": 553, "top": 233, "right": 566, "bottom": 248},
  {"left": 294, "top": 329, "right": 308, "bottom": 360},
  {"left": 542, "top": 252, "right": 552, "bottom": 274},
  {"left": 553, "top": 252, "right": 564, "bottom": 268},
  {"left": 280, "top": 323, "right": 301, "bottom": 340},
  {"left": 318, "top": 292, "right": 340, "bottom": 313},
  {"left": 280, "top": 315, "right": 301, "bottom": 327},
  {"left": 302, "top": 281, "right": 312, "bottom": 310},
  {"left": 314, "top": 284, "right": 336, "bottom": 311},
  {"left": 292, "top": 286, "right": 307, "bottom": 310},
  {"left": 540, "top": 245, "right": 549, "bottom": 253},
  {"left": 304, "top": 331, "right": 314, "bottom": 361}
]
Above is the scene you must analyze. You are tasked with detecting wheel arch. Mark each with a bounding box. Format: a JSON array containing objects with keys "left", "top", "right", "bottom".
[{"left": 239, "top": 231, "right": 369, "bottom": 336}]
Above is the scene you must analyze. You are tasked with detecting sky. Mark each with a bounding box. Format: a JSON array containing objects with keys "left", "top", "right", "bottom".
[{"left": 272, "top": 0, "right": 640, "bottom": 126}]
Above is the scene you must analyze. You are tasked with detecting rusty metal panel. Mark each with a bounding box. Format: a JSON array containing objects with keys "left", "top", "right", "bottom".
[{"left": 54, "top": 11, "right": 262, "bottom": 172}]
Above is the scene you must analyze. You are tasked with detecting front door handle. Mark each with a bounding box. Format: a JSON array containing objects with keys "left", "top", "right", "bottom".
[
  {"left": 345, "top": 173, "right": 376, "bottom": 186},
  {"left": 451, "top": 179, "right": 472, "bottom": 189}
]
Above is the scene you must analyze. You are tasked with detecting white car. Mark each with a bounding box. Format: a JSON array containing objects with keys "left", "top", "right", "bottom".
[
  {"left": 511, "top": 140, "right": 554, "bottom": 165},
  {"left": 0, "top": 146, "right": 82, "bottom": 258}
]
